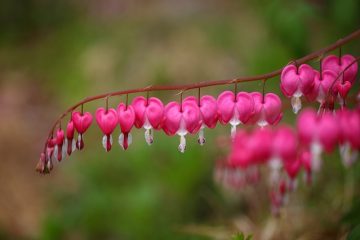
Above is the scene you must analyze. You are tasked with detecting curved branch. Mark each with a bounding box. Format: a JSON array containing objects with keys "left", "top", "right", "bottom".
[{"left": 45, "top": 29, "right": 360, "bottom": 144}]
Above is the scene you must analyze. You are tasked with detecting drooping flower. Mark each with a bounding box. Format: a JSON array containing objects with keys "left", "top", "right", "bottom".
[
  {"left": 269, "top": 126, "right": 298, "bottom": 185},
  {"left": 95, "top": 107, "right": 118, "bottom": 152},
  {"left": 65, "top": 120, "right": 76, "bottom": 156},
  {"left": 249, "top": 92, "right": 282, "bottom": 127},
  {"left": 163, "top": 99, "right": 201, "bottom": 153},
  {"left": 217, "top": 91, "right": 254, "bottom": 138},
  {"left": 132, "top": 96, "right": 164, "bottom": 145},
  {"left": 72, "top": 111, "right": 93, "bottom": 150},
  {"left": 280, "top": 64, "right": 315, "bottom": 113},
  {"left": 322, "top": 54, "right": 358, "bottom": 84},
  {"left": 305, "top": 70, "right": 337, "bottom": 107},
  {"left": 117, "top": 103, "right": 135, "bottom": 150},
  {"left": 336, "top": 109, "right": 360, "bottom": 167},
  {"left": 54, "top": 129, "right": 65, "bottom": 161},
  {"left": 321, "top": 54, "right": 358, "bottom": 106},
  {"left": 182, "top": 95, "right": 218, "bottom": 145},
  {"left": 297, "top": 108, "right": 339, "bottom": 171}
]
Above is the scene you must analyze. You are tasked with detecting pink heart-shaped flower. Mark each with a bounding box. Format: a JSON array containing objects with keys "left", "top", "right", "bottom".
[
  {"left": 317, "top": 112, "right": 339, "bottom": 152},
  {"left": 163, "top": 100, "right": 201, "bottom": 136},
  {"left": 66, "top": 120, "right": 75, "bottom": 140},
  {"left": 229, "top": 130, "right": 252, "bottom": 168},
  {"left": 235, "top": 92, "right": 255, "bottom": 124},
  {"left": 163, "top": 102, "right": 183, "bottom": 136},
  {"left": 335, "top": 81, "right": 352, "bottom": 99},
  {"left": 250, "top": 92, "right": 282, "bottom": 127},
  {"left": 95, "top": 108, "right": 118, "bottom": 135},
  {"left": 217, "top": 91, "right": 235, "bottom": 124},
  {"left": 246, "top": 127, "right": 273, "bottom": 164},
  {"left": 145, "top": 97, "right": 164, "bottom": 130},
  {"left": 297, "top": 108, "right": 317, "bottom": 145},
  {"left": 72, "top": 111, "right": 93, "bottom": 134},
  {"left": 322, "top": 54, "right": 358, "bottom": 84},
  {"left": 284, "top": 158, "right": 301, "bottom": 180},
  {"left": 117, "top": 103, "right": 135, "bottom": 150},
  {"left": 305, "top": 70, "right": 337, "bottom": 103},
  {"left": 66, "top": 120, "right": 75, "bottom": 156},
  {"left": 132, "top": 96, "right": 147, "bottom": 128},
  {"left": 117, "top": 104, "right": 135, "bottom": 133},
  {"left": 272, "top": 126, "right": 297, "bottom": 162},
  {"left": 55, "top": 129, "right": 65, "bottom": 161},
  {"left": 280, "top": 64, "right": 315, "bottom": 97},
  {"left": 199, "top": 95, "right": 218, "bottom": 128}
]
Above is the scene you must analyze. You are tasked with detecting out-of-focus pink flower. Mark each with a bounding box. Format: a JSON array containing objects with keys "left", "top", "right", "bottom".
[{"left": 297, "top": 108, "right": 339, "bottom": 171}]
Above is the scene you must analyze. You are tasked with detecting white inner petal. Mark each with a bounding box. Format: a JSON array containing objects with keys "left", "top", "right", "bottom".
[
  {"left": 198, "top": 127, "right": 205, "bottom": 146},
  {"left": 291, "top": 96, "right": 302, "bottom": 114},
  {"left": 102, "top": 135, "right": 107, "bottom": 150},
  {"left": 310, "top": 141, "right": 323, "bottom": 172},
  {"left": 118, "top": 133, "right": 124, "bottom": 149},
  {"left": 178, "top": 135, "right": 186, "bottom": 153},
  {"left": 144, "top": 128, "right": 154, "bottom": 145},
  {"left": 268, "top": 156, "right": 283, "bottom": 185}
]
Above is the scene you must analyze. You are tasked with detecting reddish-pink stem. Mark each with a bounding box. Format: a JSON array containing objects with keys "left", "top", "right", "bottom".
[{"left": 43, "top": 29, "right": 360, "bottom": 151}]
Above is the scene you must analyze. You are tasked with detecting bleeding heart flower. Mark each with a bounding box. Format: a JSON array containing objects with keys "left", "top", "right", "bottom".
[
  {"left": 322, "top": 54, "right": 358, "bottom": 84},
  {"left": 299, "top": 150, "right": 312, "bottom": 185},
  {"left": 132, "top": 96, "right": 164, "bottom": 145},
  {"left": 333, "top": 80, "right": 352, "bottom": 107},
  {"left": 65, "top": 120, "right": 76, "bottom": 156},
  {"left": 297, "top": 109, "right": 339, "bottom": 171},
  {"left": 217, "top": 91, "right": 254, "bottom": 137},
  {"left": 228, "top": 130, "right": 252, "bottom": 169},
  {"left": 54, "top": 129, "right": 65, "bottom": 161},
  {"left": 36, "top": 152, "right": 47, "bottom": 174},
  {"left": 72, "top": 111, "right": 93, "bottom": 150},
  {"left": 250, "top": 92, "right": 282, "bottom": 127},
  {"left": 305, "top": 70, "right": 337, "bottom": 105},
  {"left": 284, "top": 158, "right": 301, "bottom": 191},
  {"left": 246, "top": 127, "right": 273, "bottom": 164},
  {"left": 183, "top": 95, "right": 218, "bottom": 145},
  {"left": 280, "top": 64, "right": 315, "bottom": 113},
  {"left": 336, "top": 109, "right": 360, "bottom": 167},
  {"left": 95, "top": 107, "right": 118, "bottom": 152},
  {"left": 117, "top": 103, "right": 135, "bottom": 150},
  {"left": 163, "top": 100, "right": 201, "bottom": 153},
  {"left": 269, "top": 126, "right": 297, "bottom": 185}
]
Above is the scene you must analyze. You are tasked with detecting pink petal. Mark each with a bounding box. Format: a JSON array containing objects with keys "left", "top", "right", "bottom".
[
  {"left": 95, "top": 107, "right": 118, "bottom": 135},
  {"left": 217, "top": 91, "right": 235, "bottom": 124},
  {"left": 235, "top": 92, "right": 254, "bottom": 124},
  {"left": 117, "top": 104, "right": 135, "bottom": 133}
]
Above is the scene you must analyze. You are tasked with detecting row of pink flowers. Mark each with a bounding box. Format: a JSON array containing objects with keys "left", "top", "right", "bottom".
[
  {"left": 36, "top": 90, "right": 283, "bottom": 173},
  {"left": 215, "top": 107, "right": 360, "bottom": 214}
]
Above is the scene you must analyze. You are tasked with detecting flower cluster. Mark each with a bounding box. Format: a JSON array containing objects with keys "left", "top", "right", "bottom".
[
  {"left": 214, "top": 107, "right": 360, "bottom": 214},
  {"left": 280, "top": 54, "right": 358, "bottom": 113},
  {"left": 36, "top": 91, "right": 283, "bottom": 173}
]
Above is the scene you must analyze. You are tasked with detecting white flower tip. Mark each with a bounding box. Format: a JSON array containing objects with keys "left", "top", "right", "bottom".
[{"left": 291, "top": 96, "right": 302, "bottom": 114}]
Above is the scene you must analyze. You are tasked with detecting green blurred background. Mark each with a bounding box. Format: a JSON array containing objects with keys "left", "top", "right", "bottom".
[{"left": 0, "top": 0, "right": 359, "bottom": 239}]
